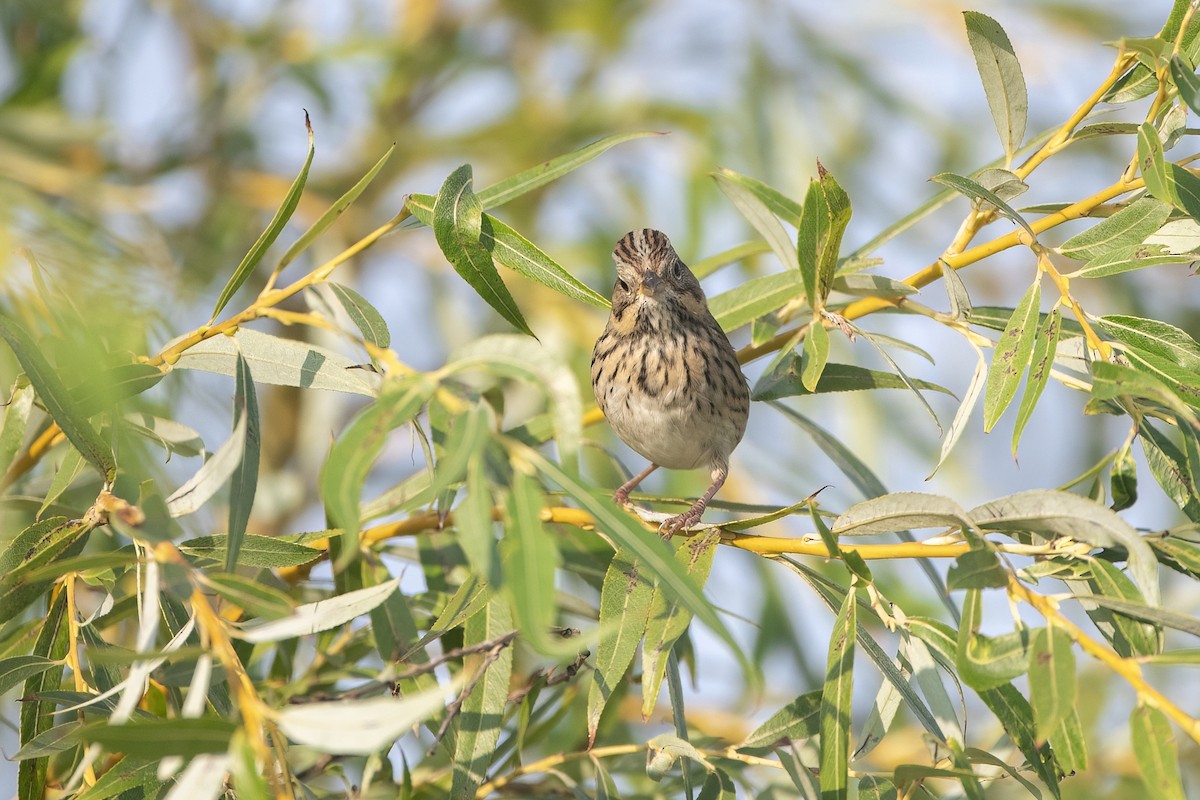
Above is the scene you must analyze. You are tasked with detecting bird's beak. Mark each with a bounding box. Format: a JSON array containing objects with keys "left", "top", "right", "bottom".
[{"left": 638, "top": 270, "right": 661, "bottom": 296}]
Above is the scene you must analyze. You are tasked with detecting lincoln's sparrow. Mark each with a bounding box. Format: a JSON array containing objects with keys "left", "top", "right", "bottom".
[{"left": 591, "top": 229, "right": 750, "bottom": 535}]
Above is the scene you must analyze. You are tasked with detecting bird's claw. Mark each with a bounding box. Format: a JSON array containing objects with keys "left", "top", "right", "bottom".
[{"left": 658, "top": 510, "right": 702, "bottom": 540}]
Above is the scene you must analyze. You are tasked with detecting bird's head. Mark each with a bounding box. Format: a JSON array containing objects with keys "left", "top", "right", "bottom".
[{"left": 610, "top": 229, "right": 706, "bottom": 314}]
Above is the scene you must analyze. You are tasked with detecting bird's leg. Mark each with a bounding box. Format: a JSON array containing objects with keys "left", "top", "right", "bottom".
[
  {"left": 661, "top": 463, "right": 728, "bottom": 538},
  {"left": 613, "top": 463, "right": 658, "bottom": 507}
]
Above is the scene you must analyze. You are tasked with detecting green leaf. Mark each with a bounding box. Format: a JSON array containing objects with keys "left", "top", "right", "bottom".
[
  {"left": 0, "top": 655, "right": 60, "bottom": 697},
  {"left": 501, "top": 466, "right": 559, "bottom": 653},
  {"left": 277, "top": 683, "right": 455, "bottom": 755},
  {"left": 1, "top": 518, "right": 89, "bottom": 618},
  {"left": 971, "top": 489, "right": 1160, "bottom": 605},
  {"left": 983, "top": 278, "right": 1041, "bottom": 432},
  {"left": 320, "top": 376, "right": 435, "bottom": 551},
  {"left": 752, "top": 360, "right": 953, "bottom": 402},
  {"left": 328, "top": 283, "right": 391, "bottom": 348},
  {"left": 947, "top": 549, "right": 1008, "bottom": 590},
  {"left": 458, "top": 453, "right": 498, "bottom": 584},
  {"left": 178, "top": 533, "right": 322, "bottom": 568},
  {"left": 710, "top": 171, "right": 803, "bottom": 226},
  {"left": 1131, "top": 705, "right": 1185, "bottom": 800},
  {"left": 928, "top": 352, "right": 986, "bottom": 479},
  {"left": 408, "top": 194, "right": 608, "bottom": 309},
  {"left": 0, "top": 382, "right": 33, "bottom": 477},
  {"left": 1138, "top": 122, "right": 1175, "bottom": 205},
  {"left": 708, "top": 271, "right": 804, "bottom": 332},
  {"left": 1078, "top": 557, "right": 1163, "bottom": 658},
  {"left": 713, "top": 168, "right": 799, "bottom": 273},
  {"left": 82, "top": 714, "right": 236, "bottom": 762},
  {"left": 1070, "top": 242, "right": 1198, "bottom": 279},
  {"left": 1012, "top": 306, "right": 1062, "bottom": 456},
  {"left": 796, "top": 163, "right": 852, "bottom": 310},
  {"left": 1168, "top": 163, "right": 1200, "bottom": 221},
  {"left": 641, "top": 532, "right": 720, "bottom": 719},
  {"left": 202, "top": 573, "right": 294, "bottom": 619},
  {"left": 38, "top": 445, "right": 87, "bottom": 519},
  {"left": 977, "top": 683, "right": 1060, "bottom": 789},
  {"left": 73, "top": 759, "right": 161, "bottom": 800},
  {"left": 174, "top": 327, "right": 379, "bottom": 396},
  {"left": 476, "top": 131, "right": 664, "bottom": 209},
  {"left": 1058, "top": 198, "right": 1174, "bottom": 261},
  {"left": 431, "top": 164, "right": 532, "bottom": 335},
  {"left": 18, "top": 591, "right": 67, "bottom": 800},
  {"left": 834, "top": 492, "right": 970, "bottom": 537},
  {"left": 11, "top": 720, "right": 83, "bottom": 761},
  {"left": 0, "top": 313, "right": 115, "bottom": 484},
  {"left": 1029, "top": 627, "right": 1075, "bottom": 742},
  {"left": 963, "top": 11, "right": 1027, "bottom": 162},
  {"left": 818, "top": 587, "right": 856, "bottom": 800},
  {"left": 588, "top": 548, "right": 654, "bottom": 746},
  {"left": 690, "top": 240, "right": 772, "bottom": 279},
  {"left": 235, "top": 578, "right": 399, "bottom": 643},
  {"left": 451, "top": 595, "right": 514, "bottom": 797},
  {"left": 1111, "top": 445, "right": 1139, "bottom": 511},
  {"left": 932, "top": 172, "right": 1035, "bottom": 237},
  {"left": 830, "top": 273, "right": 917, "bottom": 298},
  {"left": 1091, "top": 361, "right": 1194, "bottom": 421},
  {"left": 211, "top": 114, "right": 314, "bottom": 320},
  {"left": 226, "top": 352, "right": 259, "bottom": 572},
  {"left": 276, "top": 143, "right": 394, "bottom": 272},
  {"left": 800, "top": 322, "right": 829, "bottom": 392},
  {"left": 1048, "top": 709, "right": 1088, "bottom": 775},
  {"left": 741, "top": 690, "right": 821, "bottom": 748},
  {"left": 1171, "top": 55, "right": 1200, "bottom": 115},
  {"left": 521, "top": 445, "right": 747, "bottom": 671},
  {"left": 957, "top": 590, "right": 1030, "bottom": 691},
  {"left": 1099, "top": 315, "right": 1200, "bottom": 372}
]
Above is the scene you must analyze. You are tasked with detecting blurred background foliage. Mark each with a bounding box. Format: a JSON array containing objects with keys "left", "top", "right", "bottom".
[{"left": 1, "top": 0, "right": 1198, "bottom": 797}]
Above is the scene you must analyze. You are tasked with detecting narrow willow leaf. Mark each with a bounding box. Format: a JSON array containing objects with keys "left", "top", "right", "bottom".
[
  {"left": 201, "top": 573, "right": 293, "bottom": 619},
  {"left": 476, "top": 131, "right": 663, "bottom": 209},
  {"left": 0, "top": 518, "right": 87, "bottom": 617},
  {"left": 1078, "top": 552, "right": 1163, "bottom": 658},
  {"left": 1099, "top": 314, "right": 1200, "bottom": 371},
  {"left": 963, "top": 11, "right": 1027, "bottom": 162},
  {"left": 983, "top": 278, "right": 1041, "bottom": 432},
  {"left": 929, "top": 351, "right": 986, "bottom": 478},
  {"left": 328, "top": 283, "right": 390, "bottom": 348},
  {"left": 946, "top": 549, "right": 1008, "bottom": 590},
  {"left": 752, "top": 360, "right": 952, "bottom": 402},
  {"left": 641, "top": 532, "right": 719, "bottom": 719},
  {"left": 1145, "top": 217, "right": 1200, "bottom": 253},
  {"left": 451, "top": 596, "right": 513, "bottom": 797},
  {"left": 977, "top": 683, "right": 1059, "bottom": 789},
  {"left": 1111, "top": 445, "right": 1139, "bottom": 511},
  {"left": 1074, "top": 594, "right": 1200, "bottom": 638},
  {"left": 1071, "top": 243, "right": 1198, "bottom": 279},
  {"left": 212, "top": 115, "right": 314, "bottom": 320},
  {"left": 1138, "top": 122, "right": 1175, "bottom": 205},
  {"left": 18, "top": 591, "right": 66, "bottom": 800},
  {"left": 522, "top": 446, "right": 746, "bottom": 669},
  {"left": 226, "top": 352, "right": 259, "bottom": 572},
  {"left": 1091, "top": 361, "right": 1193, "bottom": 421},
  {"left": 932, "top": 172, "right": 1035, "bottom": 237},
  {"left": 1168, "top": 162, "right": 1200, "bottom": 221},
  {"left": 1029, "top": 627, "right": 1075, "bottom": 742},
  {"left": 458, "top": 453, "right": 498, "bottom": 583},
  {"left": 818, "top": 588, "right": 856, "bottom": 800},
  {"left": 178, "top": 533, "right": 321, "bottom": 568},
  {"left": 855, "top": 665, "right": 904, "bottom": 760},
  {"left": 1171, "top": 55, "right": 1200, "bottom": 115},
  {"left": 276, "top": 143, "right": 394, "bottom": 272},
  {"left": 1131, "top": 705, "right": 1185, "bottom": 800},
  {"left": 834, "top": 492, "right": 970, "bottom": 536},
  {"left": 236, "top": 578, "right": 400, "bottom": 643},
  {"left": 407, "top": 195, "right": 608, "bottom": 309},
  {"left": 173, "top": 328, "right": 379, "bottom": 396},
  {"left": 278, "top": 683, "right": 453, "bottom": 756},
  {"left": 971, "top": 489, "right": 1160, "bottom": 605},
  {"left": 691, "top": 240, "right": 771, "bottom": 279},
  {"left": 800, "top": 322, "right": 829, "bottom": 392},
  {"left": 956, "top": 592, "right": 1031, "bottom": 691},
  {"left": 0, "top": 655, "right": 60, "bottom": 697},
  {"left": 588, "top": 548, "right": 654, "bottom": 746},
  {"left": 901, "top": 632, "right": 965, "bottom": 747},
  {"left": 432, "top": 164, "right": 532, "bottom": 335},
  {"left": 81, "top": 718, "right": 237, "bottom": 758},
  {"left": 856, "top": 327, "right": 943, "bottom": 435},
  {"left": 708, "top": 271, "right": 804, "bottom": 332},
  {"left": 830, "top": 273, "right": 917, "bottom": 298},
  {"left": 501, "top": 466, "right": 559, "bottom": 653},
  {"left": 797, "top": 163, "right": 852, "bottom": 310},
  {"left": 1058, "top": 198, "right": 1173, "bottom": 261},
  {"left": 1048, "top": 708, "right": 1088, "bottom": 774},
  {"left": 320, "top": 376, "right": 435, "bottom": 549},
  {"left": 0, "top": 313, "right": 115, "bottom": 483},
  {"left": 713, "top": 169, "right": 799, "bottom": 272},
  {"left": 741, "top": 691, "right": 821, "bottom": 748},
  {"left": 38, "top": 445, "right": 87, "bottom": 519},
  {"left": 1012, "top": 306, "right": 1062, "bottom": 456},
  {"left": 708, "top": 168, "right": 803, "bottom": 225},
  {"left": 11, "top": 720, "right": 83, "bottom": 761},
  {"left": 0, "top": 382, "right": 33, "bottom": 476},
  {"left": 165, "top": 412, "right": 246, "bottom": 518}
]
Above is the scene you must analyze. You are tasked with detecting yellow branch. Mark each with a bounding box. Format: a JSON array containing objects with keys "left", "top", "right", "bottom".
[{"left": 1008, "top": 577, "right": 1200, "bottom": 745}]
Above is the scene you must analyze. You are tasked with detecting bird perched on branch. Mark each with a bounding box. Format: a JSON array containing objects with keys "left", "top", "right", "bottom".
[{"left": 591, "top": 229, "right": 749, "bottom": 536}]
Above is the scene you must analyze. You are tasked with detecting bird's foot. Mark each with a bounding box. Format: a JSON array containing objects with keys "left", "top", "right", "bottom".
[
  {"left": 612, "top": 488, "right": 634, "bottom": 507},
  {"left": 658, "top": 506, "right": 705, "bottom": 540}
]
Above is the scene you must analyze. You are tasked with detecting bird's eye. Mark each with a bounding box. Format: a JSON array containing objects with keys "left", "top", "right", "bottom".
[
  {"left": 617, "top": 278, "right": 630, "bottom": 293},
  {"left": 671, "top": 261, "right": 683, "bottom": 279}
]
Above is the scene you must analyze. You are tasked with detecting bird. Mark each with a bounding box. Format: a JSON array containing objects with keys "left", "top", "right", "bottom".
[{"left": 591, "top": 229, "right": 750, "bottom": 536}]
